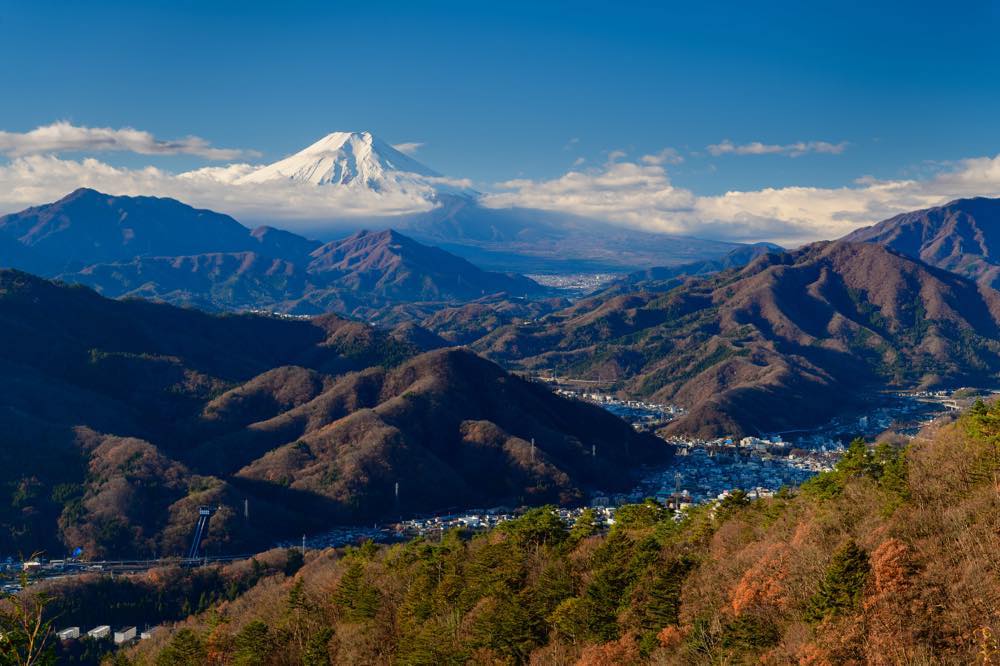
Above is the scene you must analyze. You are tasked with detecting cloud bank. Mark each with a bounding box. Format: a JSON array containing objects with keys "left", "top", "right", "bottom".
[
  {"left": 2, "top": 122, "right": 1000, "bottom": 245},
  {"left": 0, "top": 122, "right": 257, "bottom": 160},
  {"left": 0, "top": 155, "right": 438, "bottom": 227},
  {"left": 483, "top": 154, "right": 1000, "bottom": 245}
]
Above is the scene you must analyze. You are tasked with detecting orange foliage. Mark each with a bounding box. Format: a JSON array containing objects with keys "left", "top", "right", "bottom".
[
  {"left": 866, "top": 538, "right": 910, "bottom": 603},
  {"left": 730, "top": 543, "right": 790, "bottom": 616},
  {"left": 576, "top": 634, "right": 642, "bottom": 666},
  {"left": 657, "top": 625, "right": 687, "bottom": 649},
  {"left": 797, "top": 643, "right": 833, "bottom": 666}
]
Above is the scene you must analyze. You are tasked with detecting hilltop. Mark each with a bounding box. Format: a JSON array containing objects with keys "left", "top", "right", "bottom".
[{"left": 845, "top": 196, "right": 1000, "bottom": 288}]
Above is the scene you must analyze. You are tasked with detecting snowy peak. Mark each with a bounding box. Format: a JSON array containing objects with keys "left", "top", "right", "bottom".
[
  {"left": 237, "top": 131, "right": 443, "bottom": 189},
  {"left": 298, "top": 132, "right": 439, "bottom": 178}
]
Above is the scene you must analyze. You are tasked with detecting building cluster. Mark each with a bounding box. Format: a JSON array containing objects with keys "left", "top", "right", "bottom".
[
  {"left": 56, "top": 624, "right": 155, "bottom": 645},
  {"left": 396, "top": 506, "right": 620, "bottom": 538},
  {"left": 640, "top": 444, "right": 835, "bottom": 505},
  {"left": 525, "top": 273, "right": 620, "bottom": 295},
  {"left": 555, "top": 390, "right": 684, "bottom": 431}
]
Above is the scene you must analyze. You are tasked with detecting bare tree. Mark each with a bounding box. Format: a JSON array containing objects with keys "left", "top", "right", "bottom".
[{"left": 0, "top": 556, "right": 55, "bottom": 666}]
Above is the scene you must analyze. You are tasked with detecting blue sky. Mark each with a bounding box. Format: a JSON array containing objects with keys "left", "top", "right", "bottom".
[{"left": 2, "top": 0, "right": 1000, "bottom": 243}]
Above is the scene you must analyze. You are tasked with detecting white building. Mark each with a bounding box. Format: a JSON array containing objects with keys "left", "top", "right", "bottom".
[
  {"left": 87, "top": 626, "right": 110, "bottom": 639},
  {"left": 57, "top": 627, "right": 80, "bottom": 641},
  {"left": 114, "top": 627, "right": 137, "bottom": 644}
]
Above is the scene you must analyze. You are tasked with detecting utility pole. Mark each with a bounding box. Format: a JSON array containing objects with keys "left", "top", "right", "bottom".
[{"left": 530, "top": 438, "right": 535, "bottom": 463}]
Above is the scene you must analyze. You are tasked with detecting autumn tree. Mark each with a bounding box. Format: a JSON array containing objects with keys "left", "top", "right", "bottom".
[{"left": 0, "top": 564, "right": 55, "bottom": 666}]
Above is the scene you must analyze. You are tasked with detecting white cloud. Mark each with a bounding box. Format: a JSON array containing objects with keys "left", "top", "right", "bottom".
[
  {"left": 483, "top": 155, "right": 1000, "bottom": 246},
  {"left": 391, "top": 141, "right": 424, "bottom": 155},
  {"left": 0, "top": 155, "right": 437, "bottom": 229},
  {"left": 0, "top": 121, "right": 257, "bottom": 160},
  {"left": 3, "top": 125, "right": 1000, "bottom": 247},
  {"left": 707, "top": 139, "right": 847, "bottom": 157},
  {"left": 641, "top": 148, "right": 684, "bottom": 165}
]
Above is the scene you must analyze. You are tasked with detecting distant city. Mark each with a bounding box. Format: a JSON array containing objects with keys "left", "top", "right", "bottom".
[{"left": 525, "top": 273, "right": 621, "bottom": 295}]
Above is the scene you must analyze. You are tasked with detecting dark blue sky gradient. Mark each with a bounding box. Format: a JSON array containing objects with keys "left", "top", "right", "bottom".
[{"left": 1, "top": 0, "right": 998, "bottom": 193}]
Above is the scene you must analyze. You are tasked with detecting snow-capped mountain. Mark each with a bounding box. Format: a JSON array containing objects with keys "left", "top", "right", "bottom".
[
  {"left": 183, "top": 130, "right": 747, "bottom": 272},
  {"left": 236, "top": 131, "right": 474, "bottom": 196}
]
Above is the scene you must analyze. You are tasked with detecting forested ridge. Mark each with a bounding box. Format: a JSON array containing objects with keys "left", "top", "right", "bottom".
[{"left": 94, "top": 399, "right": 1000, "bottom": 665}]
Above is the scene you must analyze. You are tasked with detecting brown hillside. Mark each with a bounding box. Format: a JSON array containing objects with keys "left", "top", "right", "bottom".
[
  {"left": 474, "top": 241, "right": 1000, "bottom": 436},
  {"left": 0, "top": 271, "right": 664, "bottom": 558}
]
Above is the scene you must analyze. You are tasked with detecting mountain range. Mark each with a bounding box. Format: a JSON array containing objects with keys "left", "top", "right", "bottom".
[
  {"left": 0, "top": 188, "right": 542, "bottom": 317},
  {"left": 467, "top": 201, "right": 1000, "bottom": 436},
  {"left": 0, "top": 269, "right": 667, "bottom": 558},
  {"left": 7, "top": 189, "right": 1000, "bottom": 442}
]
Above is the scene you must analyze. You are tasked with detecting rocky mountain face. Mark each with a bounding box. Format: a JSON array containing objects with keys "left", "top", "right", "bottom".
[
  {"left": 471, "top": 240, "right": 1000, "bottom": 436},
  {"left": 0, "top": 270, "right": 667, "bottom": 558}
]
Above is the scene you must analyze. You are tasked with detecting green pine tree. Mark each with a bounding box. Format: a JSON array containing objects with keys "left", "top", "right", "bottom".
[
  {"left": 233, "top": 620, "right": 272, "bottom": 666},
  {"left": 155, "top": 628, "right": 206, "bottom": 666},
  {"left": 806, "top": 540, "right": 870, "bottom": 622},
  {"left": 333, "top": 560, "right": 380, "bottom": 621}
]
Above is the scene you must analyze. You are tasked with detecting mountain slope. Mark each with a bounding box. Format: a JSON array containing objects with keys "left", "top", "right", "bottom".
[
  {"left": 0, "top": 188, "right": 271, "bottom": 273},
  {"left": 306, "top": 229, "right": 539, "bottom": 301},
  {"left": 0, "top": 271, "right": 665, "bottom": 558},
  {"left": 844, "top": 196, "right": 1000, "bottom": 288},
  {"left": 194, "top": 348, "right": 667, "bottom": 515},
  {"left": 61, "top": 228, "right": 543, "bottom": 316},
  {"left": 614, "top": 242, "right": 783, "bottom": 290},
  {"left": 473, "top": 241, "right": 1000, "bottom": 436}
]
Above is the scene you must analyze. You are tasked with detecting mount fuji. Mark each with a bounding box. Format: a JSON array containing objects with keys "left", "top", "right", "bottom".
[
  {"left": 210, "top": 130, "right": 750, "bottom": 272},
  {"left": 236, "top": 130, "right": 475, "bottom": 197}
]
